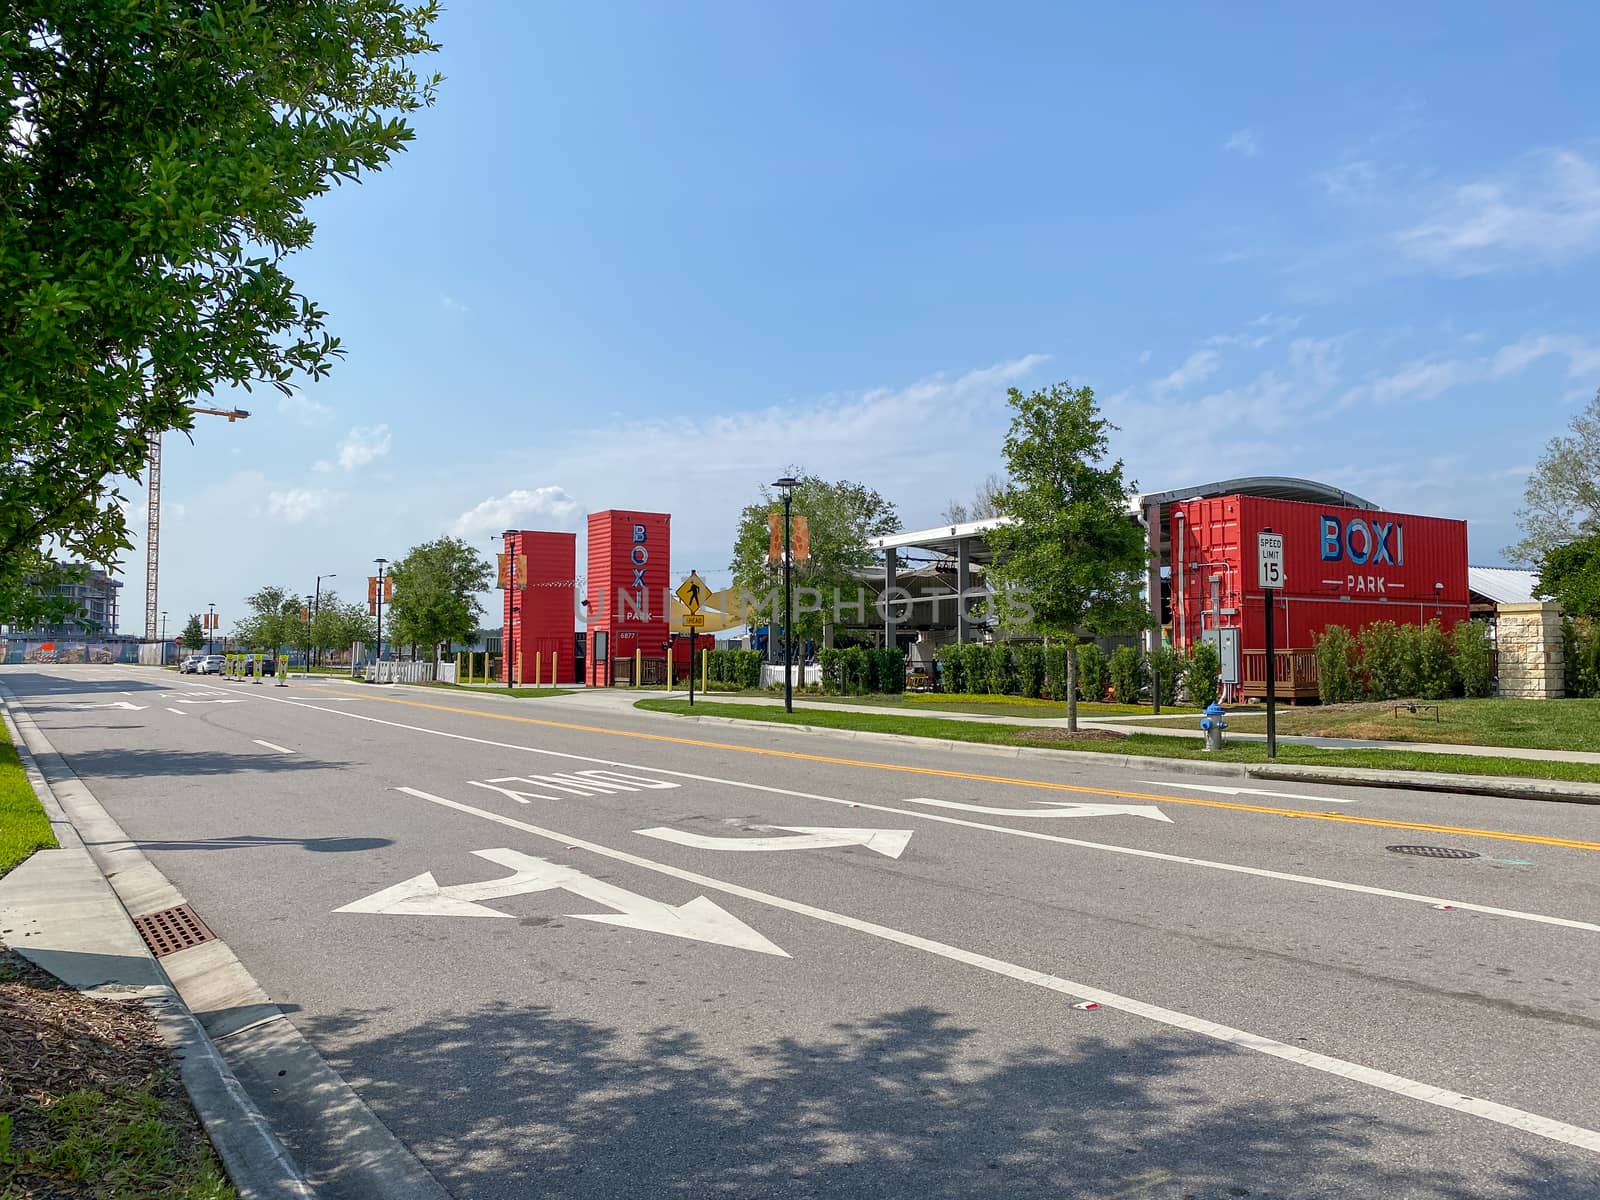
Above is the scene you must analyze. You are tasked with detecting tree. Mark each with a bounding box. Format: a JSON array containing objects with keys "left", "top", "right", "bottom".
[
  {"left": 0, "top": 3, "right": 441, "bottom": 620},
  {"left": 386, "top": 537, "right": 493, "bottom": 661},
  {"left": 940, "top": 473, "right": 1008, "bottom": 526},
  {"left": 1508, "top": 391, "right": 1600, "bottom": 565},
  {"left": 1535, "top": 534, "right": 1600, "bottom": 619},
  {"left": 985, "top": 382, "right": 1147, "bottom": 731},
  {"left": 233, "top": 585, "right": 300, "bottom": 652},
  {"left": 728, "top": 475, "right": 902, "bottom": 649},
  {"left": 179, "top": 613, "right": 206, "bottom": 652}
]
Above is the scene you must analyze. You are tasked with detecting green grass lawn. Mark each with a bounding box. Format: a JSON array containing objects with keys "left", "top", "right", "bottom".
[
  {"left": 680, "top": 690, "right": 1196, "bottom": 720},
  {"left": 1134, "top": 698, "right": 1600, "bottom": 753},
  {"left": 419, "top": 682, "right": 577, "bottom": 699},
  {"left": 0, "top": 719, "right": 54, "bottom": 877},
  {"left": 634, "top": 698, "right": 1600, "bottom": 784}
]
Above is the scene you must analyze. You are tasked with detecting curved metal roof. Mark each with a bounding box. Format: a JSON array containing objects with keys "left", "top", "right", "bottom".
[{"left": 1138, "top": 476, "right": 1378, "bottom": 510}]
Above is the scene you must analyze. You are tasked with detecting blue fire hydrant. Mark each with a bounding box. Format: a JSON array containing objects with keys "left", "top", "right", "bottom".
[{"left": 1200, "top": 702, "right": 1228, "bottom": 752}]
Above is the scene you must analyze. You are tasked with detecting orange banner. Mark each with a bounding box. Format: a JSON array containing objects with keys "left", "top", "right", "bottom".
[
  {"left": 791, "top": 515, "right": 810, "bottom": 563},
  {"left": 767, "top": 513, "right": 783, "bottom": 564}
]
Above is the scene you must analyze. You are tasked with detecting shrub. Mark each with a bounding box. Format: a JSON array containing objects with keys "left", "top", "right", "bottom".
[
  {"left": 962, "top": 644, "right": 992, "bottom": 695},
  {"left": 1109, "top": 645, "right": 1145, "bottom": 705},
  {"left": 1147, "top": 645, "right": 1180, "bottom": 706},
  {"left": 936, "top": 644, "right": 963, "bottom": 694},
  {"left": 1313, "top": 625, "right": 1362, "bottom": 703},
  {"left": 1184, "top": 640, "right": 1221, "bottom": 708},
  {"left": 1075, "top": 643, "right": 1108, "bottom": 703},
  {"left": 1016, "top": 644, "right": 1046, "bottom": 699},
  {"left": 818, "top": 647, "right": 842, "bottom": 693},
  {"left": 880, "top": 646, "right": 906, "bottom": 693},
  {"left": 841, "top": 646, "right": 870, "bottom": 694},
  {"left": 987, "top": 644, "right": 1018, "bottom": 696},
  {"left": 1414, "top": 620, "right": 1457, "bottom": 700},
  {"left": 1043, "top": 644, "right": 1069, "bottom": 701},
  {"left": 1565, "top": 618, "right": 1600, "bottom": 698},
  {"left": 1450, "top": 620, "right": 1492, "bottom": 699},
  {"left": 1359, "top": 621, "right": 1421, "bottom": 699}
]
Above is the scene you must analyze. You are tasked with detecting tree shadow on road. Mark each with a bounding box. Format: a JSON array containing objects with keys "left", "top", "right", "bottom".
[
  {"left": 119, "top": 834, "right": 392, "bottom": 853},
  {"left": 43, "top": 747, "right": 351, "bottom": 779},
  {"left": 291, "top": 1001, "right": 1600, "bottom": 1199}
]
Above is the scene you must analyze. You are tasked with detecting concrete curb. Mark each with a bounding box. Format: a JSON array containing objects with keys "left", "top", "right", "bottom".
[
  {"left": 0, "top": 697, "right": 314, "bottom": 1200},
  {"left": 0, "top": 687, "right": 452, "bottom": 1200},
  {"left": 630, "top": 706, "right": 1600, "bottom": 804}
]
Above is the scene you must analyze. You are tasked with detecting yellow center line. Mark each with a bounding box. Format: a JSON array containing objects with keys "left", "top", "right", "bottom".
[{"left": 316, "top": 689, "right": 1600, "bottom": 853}]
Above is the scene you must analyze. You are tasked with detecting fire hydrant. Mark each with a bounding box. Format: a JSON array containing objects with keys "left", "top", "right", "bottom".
[{"left": 1200, "top": 702, "right": 1228, "bottom": 752}]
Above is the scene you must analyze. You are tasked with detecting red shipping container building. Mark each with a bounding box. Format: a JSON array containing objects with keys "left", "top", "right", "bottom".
[
  {"left": 586, "top": 509, "right": 671, "bottom": 687},
  {"left": 502, "top": 530, "right": 580, "bottom": 684},
  {"left": 1170, "top": 495, "right": 1469, "bottom": 700}
]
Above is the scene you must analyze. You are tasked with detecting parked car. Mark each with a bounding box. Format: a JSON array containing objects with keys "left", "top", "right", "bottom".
[
  {"left": 200, "top": 654, "right": 226, "bottom": 674},
  {"left": 179, "top": 654, "right": 202, "bottom": 673}
]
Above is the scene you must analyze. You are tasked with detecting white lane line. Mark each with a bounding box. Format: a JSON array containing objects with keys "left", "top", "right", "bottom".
[
  {"left": 1140, "top": 781, "right": 1360, "bottom": 804},
  {"left": 252, "top": 739, "right": 294, "bottom": 754},
  {"left": 395, "top": 785, "right": 1600, "bottom": 1156},
  {"left": 254, "top": 696, "right": 1600, "bottom": 935},
  {"left": 168, "top": 708, "right": 186, "bottom": 716}
]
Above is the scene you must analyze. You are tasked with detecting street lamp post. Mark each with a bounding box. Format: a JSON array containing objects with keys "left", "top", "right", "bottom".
[
  {"left": 312, "top": 573, "right": 336, "bottom": 667},
  {"left": 771, "top": 476, "right": 799, "bottom": 713},
  {"left": 374, "top": 558, "right": 389, "bottom": 663},
  {"left": 160, "top": 611, "right": 168, "bottom": 665},
  {"left": 207, "top": 603, "right": 216, "bottom": 655}
]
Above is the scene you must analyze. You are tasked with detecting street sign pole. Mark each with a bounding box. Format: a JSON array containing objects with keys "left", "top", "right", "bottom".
[
  {"left": 1257, "top": 528, "right": 1284, "bottom": 760},
  {"left": 688, "top": 627, "right": 696, "bottom": 707}
]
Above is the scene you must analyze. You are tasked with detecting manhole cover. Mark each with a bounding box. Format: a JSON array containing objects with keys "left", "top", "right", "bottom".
[
  {"left": 132, "top": 904, "right": 217, "bottom": 958},
  {"left": 1385, "top": 845, "right": 1481, "bottom": 860}
]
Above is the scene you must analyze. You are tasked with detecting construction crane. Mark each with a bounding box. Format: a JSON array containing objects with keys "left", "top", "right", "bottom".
[{"left": 144, "top": 406, "right": 251, "bottom": 642}]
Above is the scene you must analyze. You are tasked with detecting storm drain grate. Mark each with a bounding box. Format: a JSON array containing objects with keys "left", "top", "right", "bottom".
[
  {"left": 133, "top": 904, "right": 217, "bottom": 958},
  {"left": 1385, "top": 845, "right": 1481, "bottom": 860}
]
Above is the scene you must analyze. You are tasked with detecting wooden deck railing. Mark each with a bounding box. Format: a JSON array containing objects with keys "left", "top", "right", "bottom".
[{"left": 1240, "top": 648, "right": 1320, "bottom": 702}]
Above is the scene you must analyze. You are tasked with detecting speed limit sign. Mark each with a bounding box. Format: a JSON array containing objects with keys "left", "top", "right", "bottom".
[{"left": 1258, "top": 532, "right": 1285, "bottom": 590}]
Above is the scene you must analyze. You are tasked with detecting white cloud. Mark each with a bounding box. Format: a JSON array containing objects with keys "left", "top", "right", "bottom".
[
  {"left": 277, "top": 392, "right": 333, "bottom": 427},
  {"left": 1151, "top": 349, "right": 1222, "bottom": 397},
  {"left": 440, "top": 293, "right": 471, "bottom": 314},
  {"left": 1204, "top": 314, "right": 1303, "bottom": 351},
  {"left": 1316, "top": 159, "right": 1381, "bottom": 201},
  {"left": 1137, "top": 349, "right": 1152, "bottom": 365},
  {"left": 1490, "top": 333, "right": 1600, "bottom": 380},
  {"left": 1396, "top": 148, "right": 1600, "bottom": 275},
  {"left": 451, "top": 487, "right": 579, "bottom": 538},
  {"left": 315, "top": 424, "right": 391, "bottom": 473},
  {"left": 1223, "top": 129, "right": 1261, "bottom": 158},
  {"left": 266, "top": 488, "right": 337, "bottom": 523},
  {"left": 1340, "top": 358, "right": 1478, "bottom": 408}
]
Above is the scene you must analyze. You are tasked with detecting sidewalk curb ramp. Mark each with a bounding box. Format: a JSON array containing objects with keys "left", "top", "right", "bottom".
[
  {"left": 634, "top": 709, "right": 1600, "bottom": 806},
  {"left": 0, "top": 687, "right": 453, "bottom": 1200}
]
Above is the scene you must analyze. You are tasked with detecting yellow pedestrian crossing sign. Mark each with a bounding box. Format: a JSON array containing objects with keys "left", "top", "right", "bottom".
[{"left": 676, "top": 571, "right": 708, "bottom": 614}]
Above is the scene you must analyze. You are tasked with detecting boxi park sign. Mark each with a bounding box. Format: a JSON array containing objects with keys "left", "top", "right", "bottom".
[{"left": 1320, "top": 514, "right": 1405, "bottom": 595}]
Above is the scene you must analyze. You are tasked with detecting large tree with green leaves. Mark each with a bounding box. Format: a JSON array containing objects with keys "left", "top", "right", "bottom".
[
  {"left": 1536, "top": 534, "right": 1600, "bottom": 619},
  {"left": 728, "top": 475, "right": 901, "bottom": 647},
  {"left": 985, "top": 382, "right": 1146, "bottom": 731},
  {"left": 386, "top": 537, "right": 493, "bottom": 659},
  {"left": 178, "top": 613, "right": 205, "bottom": 651},
  {"left": 232, "top": 585, "right": 301, "bottom": 653},
  {"left": 0, "top": 2, "right": 441, "bottom": 621},
  {"left": 1509, "top": 391, "right": 1600, "bottom": 565}
]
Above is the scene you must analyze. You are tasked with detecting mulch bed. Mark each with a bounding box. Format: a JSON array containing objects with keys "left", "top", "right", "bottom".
[
  {"left": 0, "top": 942, "right": 227, "bottom": 1197},
  {"left": 1010, "top": 727, "right": 1127, "bottom": 744}
]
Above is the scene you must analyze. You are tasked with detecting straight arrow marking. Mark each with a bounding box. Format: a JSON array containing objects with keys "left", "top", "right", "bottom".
[
  {"left": 634, "top": 826, "right": 913, "bottom": 858},
  {"left": 1137, "top": 781, "right": 1357, "bottom": 804},
  {"left": 902, "top": 796, "right": 1172, "bottom": 823}
]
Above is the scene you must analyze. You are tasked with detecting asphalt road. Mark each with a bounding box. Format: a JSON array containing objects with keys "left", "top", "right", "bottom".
[{"left": 7, "top": 664, "right": 1600, "bottom": 1200}]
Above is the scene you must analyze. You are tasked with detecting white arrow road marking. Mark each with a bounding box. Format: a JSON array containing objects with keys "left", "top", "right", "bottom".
[
  {"left": 635, "top": 826, "right": 914, "bottom": 858},
  {"left": 1138, "top": 781, "right": 1358, "bottom": 804},
  {"left": 336, "top": 846, "right": 788, "bottom": 956},
  {"left": 903, "top": 796, "right": 1172, "bottom": 823},
  {"left": 252, "top": 739, "right": 293, "bottom": 754},
  {"left": 73, "top": 700, "right": 147, "bottom": 711},
  {"left": 388, "top": 785, "right": 1600, "bottom": 1156}
]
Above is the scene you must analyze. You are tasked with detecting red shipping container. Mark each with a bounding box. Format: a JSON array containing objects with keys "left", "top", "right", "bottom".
[
  {"left": 503, "top": 530, "right": 579, "bottom": 684},
  {"left": 586, "top": 510, "right": 671, "bottom": 686},
  {"left": 1170, "top": 495, "right": 1469, "bottom": 660}
]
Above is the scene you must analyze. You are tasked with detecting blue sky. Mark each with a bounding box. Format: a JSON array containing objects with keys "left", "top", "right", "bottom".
[{"left": 123, "top": 2, "right": 1600, "bottom": 636}]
